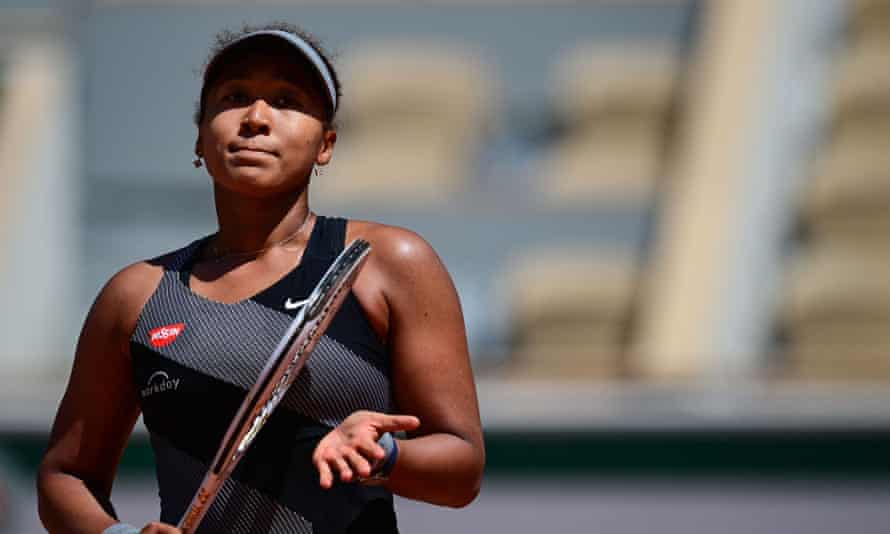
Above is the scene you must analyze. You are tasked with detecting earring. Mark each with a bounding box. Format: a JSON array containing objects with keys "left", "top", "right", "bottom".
[
  {"left": 314, "top": 166, "right": 323, "bottom": 177},
  {"left": 193, "top": 156, "right": 203, "bottom": 168}
]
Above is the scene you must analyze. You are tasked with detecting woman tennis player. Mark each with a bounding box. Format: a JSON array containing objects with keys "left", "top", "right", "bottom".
[{"left": 37, "top": 23, "right": 485, "bottom": 534}]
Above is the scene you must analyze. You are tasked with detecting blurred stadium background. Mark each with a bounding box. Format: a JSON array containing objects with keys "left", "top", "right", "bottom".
[{"left": 2, "top": 0, "right": 890, "bottom": 532}]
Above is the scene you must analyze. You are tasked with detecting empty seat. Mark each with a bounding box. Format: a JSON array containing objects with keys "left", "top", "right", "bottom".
[
  {"left": 784, "top": 247, "right": 890, "bottom": 324},
  {"left": 780, "top": 246, "right": 890, "bottom": 381},
  {"left": 536, "top": 44, "right": 678, "bottom": 205},
  {"left": 312, "top": 43, "right": 495, "bottom": 205},
  {"left": 831, "top": 35, "right": 890, "bottom": 128},
  {"left": 850, "top": 0, "right": 890, "bottom": 40},
  {"left": 805, "top": 133, "right": 890, "bottom": 242},
  {"left": 785, "top": 331, "right": 890, "bottom": 380},
  {"left": 554, "top": 44, "right": 678, "bottom": 122},
  {"left": 504, "top": 248, "right": 637, "bottom": 379}
]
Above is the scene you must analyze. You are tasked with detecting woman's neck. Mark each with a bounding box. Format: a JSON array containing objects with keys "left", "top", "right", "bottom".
[{"left": 211, "top": 183, "right": 314, "bottom": 255}]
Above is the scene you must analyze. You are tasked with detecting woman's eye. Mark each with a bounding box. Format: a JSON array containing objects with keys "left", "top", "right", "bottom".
[
  {"left": 223, "top": 91, "right": 249, "bottom": 104},
  {"left": 274, "top": 94, "right": 301, "bottom": 109}
]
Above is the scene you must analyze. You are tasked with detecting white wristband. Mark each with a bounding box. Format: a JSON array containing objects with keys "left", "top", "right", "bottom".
[{"left": 103, "top": 523, "right": 141, "bottom": 534}]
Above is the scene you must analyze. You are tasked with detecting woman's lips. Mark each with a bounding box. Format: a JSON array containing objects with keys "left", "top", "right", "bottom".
[
  {"left": 229, "top": 145, "right": 278, "bottom": 163},
  {"left": 228, "top": 147, "right": 278, "bottom": 165},
  {"left": 231, "top": 146, "right": 277, "bottom": 156}
]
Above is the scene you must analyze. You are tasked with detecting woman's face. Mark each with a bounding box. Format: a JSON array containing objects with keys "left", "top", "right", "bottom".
[{"left": 197, "top": 49, "right": 335, "bottom": 198}]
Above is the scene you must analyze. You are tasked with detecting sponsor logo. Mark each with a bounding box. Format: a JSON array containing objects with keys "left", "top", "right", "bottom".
[
  {"left": 141, "top": 370, "right": 181, "bottom": 399},
  {"left": 149, "top": 323, "right": 185, "bottom": 348},
  {"left": 284, "top": 297, "right": 308, "bottom": 311}
]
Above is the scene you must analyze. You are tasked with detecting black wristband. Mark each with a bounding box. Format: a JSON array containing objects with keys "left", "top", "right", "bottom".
[{"left": 359, "top": 432, "right": 399, "bottom": 484}]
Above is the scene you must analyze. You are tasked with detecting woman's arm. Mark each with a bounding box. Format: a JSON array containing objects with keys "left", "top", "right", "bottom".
[
  {"left": 37, "top": 263, "right": 160, "bottom": 533},
  {"left": 313, "top": 227, "right": 485, "bottom": 507},
  {"left": 377, "top": 229, "right": 484, "bottom": 507}
]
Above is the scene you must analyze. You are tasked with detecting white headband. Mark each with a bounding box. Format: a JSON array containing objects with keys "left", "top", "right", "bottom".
[{"left": 216, "top": 29, "right": 338, "bottom": 114}]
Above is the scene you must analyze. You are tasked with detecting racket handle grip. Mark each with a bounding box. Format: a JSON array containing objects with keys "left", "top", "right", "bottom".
[{"left": 178, "top": 473, "right": 224, "bottom": 534}]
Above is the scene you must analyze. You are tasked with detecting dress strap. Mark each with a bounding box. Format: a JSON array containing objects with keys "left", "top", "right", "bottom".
[
  {"left": 303, "top": 215, "right": 347, "bottom": 261},
  {"left": 175, "top": 235, "right": 213, "bottom": 287}
]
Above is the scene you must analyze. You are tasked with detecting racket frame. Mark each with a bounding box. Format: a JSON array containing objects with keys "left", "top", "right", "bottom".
[{"left": 177, "top": 239, "right": 372, "bottom": 533}]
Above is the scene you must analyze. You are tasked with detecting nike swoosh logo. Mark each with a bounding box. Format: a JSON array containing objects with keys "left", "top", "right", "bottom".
[{"left": 284, "top": 297, "right": 308, "bottom": 310}]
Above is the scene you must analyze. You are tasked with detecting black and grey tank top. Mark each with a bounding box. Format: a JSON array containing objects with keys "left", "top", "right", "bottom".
[{"left": 129, "top": 216, "right": 397, "bottom": 534}]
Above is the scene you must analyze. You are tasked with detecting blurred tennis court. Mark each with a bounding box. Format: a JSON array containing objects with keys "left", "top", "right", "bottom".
[{"left": 5, "top": 474, "right": 890, "bottom": 533}]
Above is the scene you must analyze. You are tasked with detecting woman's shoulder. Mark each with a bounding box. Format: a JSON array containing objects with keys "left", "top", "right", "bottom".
[
  {"left": 345, "top": 219, "right": 440, "bottom": 267},
  {"left": 93, "top": 237, "right": 207, "bottom": 331},
  {"left": 343, "top": 218, "right": 449, "bottom": 288},
  {"left": 105, "top": 238, "right": 202, "bottom": 295},
  {"left": 97, "top": 258, "right": 165, "bottom": 319}
]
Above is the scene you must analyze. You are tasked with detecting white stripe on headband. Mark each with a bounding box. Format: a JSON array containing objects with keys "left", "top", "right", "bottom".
[{"left": 223, "top": 29, "right": 338, "bottom": 113}]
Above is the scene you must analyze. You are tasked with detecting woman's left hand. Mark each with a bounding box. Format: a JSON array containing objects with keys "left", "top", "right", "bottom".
[{"left": 312, "top": 410, "right": 420, "bottom": 488}]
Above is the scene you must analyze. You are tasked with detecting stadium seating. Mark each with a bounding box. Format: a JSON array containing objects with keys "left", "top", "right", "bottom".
[
  {"left": 498, "top": 44, "right": 675, "bottom": 379},
  {"left": 804, "top": 31, "right": 890, "bottom": 244},
  {"left": 782, "top": 20, "right": 890, "bottom": 381},
  {"left": 504, "top": 248, "right": 637, "bottom": 380},
  {"left": 535, "top": 44, "right": 677, "bottom": 205},
  {"left": 782, "top": 246, "right": 890, "bottom": 379},
  {"left": 832, "top": 35, "right": 890, "bottom": 124},
  {"left": 806, "top": 135, "right": 890, "bottom": 238},
  {"left": 312, "top": 43, "right": 494, "bottom": 205}
]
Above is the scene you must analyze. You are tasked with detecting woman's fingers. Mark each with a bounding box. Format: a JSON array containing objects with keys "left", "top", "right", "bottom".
[
  {"left": 140, "top": 522, "right": 182, "bottom": 533},
  {"left": 314, "top": 441, "right": 380, "bottom": 487},
  {"left": 344, "top": 448, "right": 374, "bottom": 479},
  {"left": 333, "top": 455, "right": 353, "bottom": 482},
  {"left": 315, "top": 453, "right": 335, "bottom": 489},
  {"left": 374, "top": 414, "right": 420, "bottom": 433},
  {"left": 315, "top": 449, "right": 360, "bottom": 487},
  {"left": 354, "top": 438, "right": 386, "bottom": 462}
]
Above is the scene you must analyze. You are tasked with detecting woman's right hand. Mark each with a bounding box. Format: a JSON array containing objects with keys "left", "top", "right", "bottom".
[{"left": 312, "top": 410, "right": 420, "bottom": 488}]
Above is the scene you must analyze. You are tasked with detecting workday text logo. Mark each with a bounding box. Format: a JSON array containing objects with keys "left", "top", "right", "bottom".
[{"left": 141, "top": 370, "right": 181, "bottom": 399}]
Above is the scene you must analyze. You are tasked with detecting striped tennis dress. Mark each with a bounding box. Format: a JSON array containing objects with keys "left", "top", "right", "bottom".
[{"left": 129, "top": 216, "right": 398, "bottom": 533}]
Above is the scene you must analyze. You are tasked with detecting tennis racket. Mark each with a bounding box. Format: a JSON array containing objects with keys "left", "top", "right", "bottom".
[{"left": 178, "top": 239, "right": 372, "bottom": 533}]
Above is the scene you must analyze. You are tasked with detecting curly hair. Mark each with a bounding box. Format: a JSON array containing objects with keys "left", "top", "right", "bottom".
[{"left": 194, "top": 21, "right": 342, "bottom": 126}]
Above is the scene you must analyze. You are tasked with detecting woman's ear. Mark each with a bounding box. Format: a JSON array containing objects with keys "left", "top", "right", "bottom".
[{"left": 316, "top": 129, "right": 337, "bottom": 166}]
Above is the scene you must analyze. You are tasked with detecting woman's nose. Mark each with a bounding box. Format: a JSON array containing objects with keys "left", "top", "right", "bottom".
[{"left": 241, "top": 98, "right": 272, "bottom": 136}]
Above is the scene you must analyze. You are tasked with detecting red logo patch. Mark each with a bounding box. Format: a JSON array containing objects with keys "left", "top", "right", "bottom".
[{"left": 149, "top": 323, "right": 185, "bottom": 348}]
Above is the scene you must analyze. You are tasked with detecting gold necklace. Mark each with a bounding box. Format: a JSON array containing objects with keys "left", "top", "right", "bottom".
[{"left": 206, "top": 212, "right": 314, "bottom": 263}]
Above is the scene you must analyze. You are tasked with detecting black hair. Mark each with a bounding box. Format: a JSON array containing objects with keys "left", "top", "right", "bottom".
[{"left": 194, "top": 22, "right": 342, "bottom": 126}]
